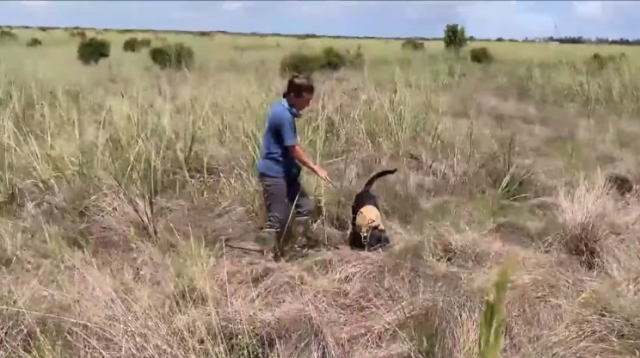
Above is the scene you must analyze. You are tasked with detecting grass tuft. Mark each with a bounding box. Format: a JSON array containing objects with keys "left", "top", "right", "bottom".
[{"left": 0, "top": 27, "right": 639, "bottom": 358}]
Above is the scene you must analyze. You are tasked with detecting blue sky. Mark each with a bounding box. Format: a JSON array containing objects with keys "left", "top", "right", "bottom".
[{"left": 0, "top": 1, "right": 638, "bottom": 40}]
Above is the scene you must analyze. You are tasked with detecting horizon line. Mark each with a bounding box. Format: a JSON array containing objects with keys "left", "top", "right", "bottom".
[{"left": 1, "top": 23, "right": 621, "bottom": 42}]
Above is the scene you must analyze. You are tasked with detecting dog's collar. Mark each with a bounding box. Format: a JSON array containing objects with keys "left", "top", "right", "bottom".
[{"left": 358, "top": 223, "right": 385, "bottom": 236}]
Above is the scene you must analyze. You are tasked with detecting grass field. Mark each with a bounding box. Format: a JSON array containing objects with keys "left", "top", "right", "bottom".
[{"left": 2, "top": 27, "right": 640, "bottom": 358}]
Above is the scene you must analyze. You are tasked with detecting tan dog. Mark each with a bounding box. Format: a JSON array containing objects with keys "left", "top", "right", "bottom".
[
  {"left": 355, "top": 205, "right": 385, "bottom": 233},
  {"left": 349, "top": 169, "right": 397, "bottom": 250}
]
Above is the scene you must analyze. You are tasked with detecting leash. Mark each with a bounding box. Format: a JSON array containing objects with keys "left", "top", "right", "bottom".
[
  {"left": 326, "top": 180, "right": 339, "bottom": 190},
  {"left": 360, "top": 217, "right": 380, "bottom": 251}
]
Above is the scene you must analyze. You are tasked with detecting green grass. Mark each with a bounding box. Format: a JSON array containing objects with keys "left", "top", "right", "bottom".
[
  {"left": 479, "top": 258, "right": 516, "bottom": 358},
  {"left": 1, "top": 27, "right": 640, "bottom": 358}
]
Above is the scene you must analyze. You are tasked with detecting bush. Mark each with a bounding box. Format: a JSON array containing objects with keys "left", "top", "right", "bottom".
[
  {"left": 588, "top": 52, "right": 626, "bottom": 71},
  {"left": 443, "top": 24, "right": 467, "bottom": 51},
  {"left": 154, "top": 36, "right": 169, "bottom": 44},
  {"left": 77, "top": 38, "right": 111, "bottom": 65},
  {"left": 470, "top": 47, "right": 494, "bottom": 64},
  {"left": 70, "top": 30, "right": 87, "bottom": 40},
  {"left": 123, "top": 37, "right": 139, "bottom": 52},
  {"left": 345, "top": 45, "right": 365, "bottom": 68},
  {"left": 279, "top": 46, "right": 364, "bottom": 76},
  {"left": 138, "top": 38, "right": 152, "bottom": 48},
  {"left": 589, "top": 53, "right": 606, "bottom": 70},
  {"left": 26, "top": 37, "right": 42, "bottom": 47},
  {"left": 149, "top": 43, "right": 194, "bottom": 70},
  {"left": 401, "top": 38, "right": 425, "bottom": 51},
  {"left": 279, "top": 52, "right": 322, "bottom": 76},
  {"left": 319, "top": 46, "right": 348, "bottom": 71},
  {"left": 0, "top": 30, "right": 17, "bottom": 41}
]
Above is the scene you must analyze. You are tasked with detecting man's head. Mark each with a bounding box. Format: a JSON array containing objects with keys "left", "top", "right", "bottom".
[{"left": 283, "top": 74, "right": 315, "bottom": 112}]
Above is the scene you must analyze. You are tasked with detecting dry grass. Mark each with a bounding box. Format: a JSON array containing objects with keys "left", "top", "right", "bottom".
[{"left": 1, "top": 27, "right": 640, "bottom": 357}]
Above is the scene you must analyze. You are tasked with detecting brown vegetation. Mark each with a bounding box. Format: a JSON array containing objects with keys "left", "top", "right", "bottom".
[{"left": 0, "top": 26, "right": 639, "bottom": 358}]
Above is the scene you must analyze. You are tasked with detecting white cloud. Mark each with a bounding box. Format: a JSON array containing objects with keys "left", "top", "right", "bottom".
[
  {"left": 220, "top": 1, "right": 246, "bottom": 11},
  {"left": 21, "top": 1, "right": 49, "bottom": 7},
  {"left": 448, "top": 1, "right": 556, "bottom": 38},
  {"left": 572, "top": 1, "right": 603, "bottom": 19},
  {"left": 293, "top": 1, "right": 363, "bottom": 18},
  {"left": 572, "top": 1, "right": 640, "bottom": 23}
]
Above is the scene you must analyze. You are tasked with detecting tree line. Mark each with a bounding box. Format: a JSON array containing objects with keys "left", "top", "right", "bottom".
[{"left": 3, "top": 24, "right": 640, "bottom": 46}]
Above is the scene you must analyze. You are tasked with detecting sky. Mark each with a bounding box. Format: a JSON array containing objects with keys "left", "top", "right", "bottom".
[{"left": 0, "top": 1, "right": 638, "bottom": 40}]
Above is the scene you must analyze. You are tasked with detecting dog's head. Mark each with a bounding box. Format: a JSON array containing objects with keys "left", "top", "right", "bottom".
[
  {"left": 355, "top": 205, "right": 385, "bottom": 232},
  {"left": 365, "top": 229, "right": 390, "bottom": 250},
  {"left": 354, "top": 205, "right": 390, "bottom": 250}
]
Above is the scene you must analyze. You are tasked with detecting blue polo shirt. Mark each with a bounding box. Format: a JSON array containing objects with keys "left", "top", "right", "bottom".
[{"left": 256, "top": 99, "right": 302, "bottom": 179}]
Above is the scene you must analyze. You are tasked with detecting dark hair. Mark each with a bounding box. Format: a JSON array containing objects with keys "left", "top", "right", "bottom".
[{"left": 282, "top": 74, "right": 315, "bottom": 99}]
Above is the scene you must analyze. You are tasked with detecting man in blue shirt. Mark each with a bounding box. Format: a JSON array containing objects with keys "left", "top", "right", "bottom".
[{"left": 256, "top": 74, "right": 333, "bottom": 260}]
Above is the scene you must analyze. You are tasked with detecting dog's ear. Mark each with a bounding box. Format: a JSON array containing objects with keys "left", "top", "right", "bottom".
[{"left": 348, "top": 230, "right": 365, "bottom": 249}]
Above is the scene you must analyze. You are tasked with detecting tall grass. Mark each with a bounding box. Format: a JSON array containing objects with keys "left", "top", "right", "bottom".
[
  {"left": 1, "top": 29, "right": 640, "bottom": 358},
  {"left": 479, "top": 258, "right": 516, "bottom": 358}
]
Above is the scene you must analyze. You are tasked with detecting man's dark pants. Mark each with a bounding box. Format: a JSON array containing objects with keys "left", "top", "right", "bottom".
[{"left": 259, "top": 175, "right": 314, "bottom": 254}]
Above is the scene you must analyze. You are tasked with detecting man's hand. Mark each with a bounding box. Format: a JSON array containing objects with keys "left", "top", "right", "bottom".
[
  {"left": 312, "top": 165, "right": 335, "bottom": 187},
  {"left": 288, "top": 145, "right": 336, "bottom": 188}
]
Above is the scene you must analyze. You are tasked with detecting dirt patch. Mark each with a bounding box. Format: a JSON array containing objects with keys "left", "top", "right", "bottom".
[
  {"left": 165, "top": 200, "right": 257, "bottom": 247},
  {"left": 82, "top": 192, "right": 152, "bottom": 255},
  {"left": 489, "top": 220, "right": 536, "bottom": 249},
  {"left": 81, "top": 193, "right": 261, "bottom": 257}
]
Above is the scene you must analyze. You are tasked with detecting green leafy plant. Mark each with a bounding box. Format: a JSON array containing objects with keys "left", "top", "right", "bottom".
[
  {"left": 279, "top": 45, "right": 364, "bottom": 76},
  {"left": 279, "top": 52, "right": 321, "bottom": 76},
  {"left": 77, "top": 38, "right": 111, "bottom": 65},
  {"left": 345, "top": 45, "right": 365, "bottom": 68},
  {"left": 497, "top": 166, "right": 531, "bottom": 201},
  {"left": 149, "top": 42, "right": 195, "bottom": 70},
  {"left": 69, "top": 30, "right": 87, "bottom": 40},
  {"left": 443, "top": 24, "right": 467, "bottom": 51},
  {"left": 123, "top": 37, "right": 139, "bottom": 52},
  {"left": 470, "top": 47, "right": 494, "bottom": 64},
  {"left": 0, "top": 30, "right": 18, "bottom": 42},
  {"left": 588, "top": 52, "right": 626, "bottom": 71},
  {"left": 318, "top": 46, "right": 349, "bottom": 71},
  {"left": 478, "top": 258, "right": 516, "bottom": 358},
  {"left": 26, "top": 37, "right": 42, "bottom": 47},
  {"left": 401, "top": 38, "right": 425, "bottom": 51},
  {"left": 138, "top": 38, "right": 152, "bottom": 48}
]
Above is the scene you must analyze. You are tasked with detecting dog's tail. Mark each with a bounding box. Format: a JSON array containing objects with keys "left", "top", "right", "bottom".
[{"left": 362, "top": 169, "right": 397, "bottom": 191}]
